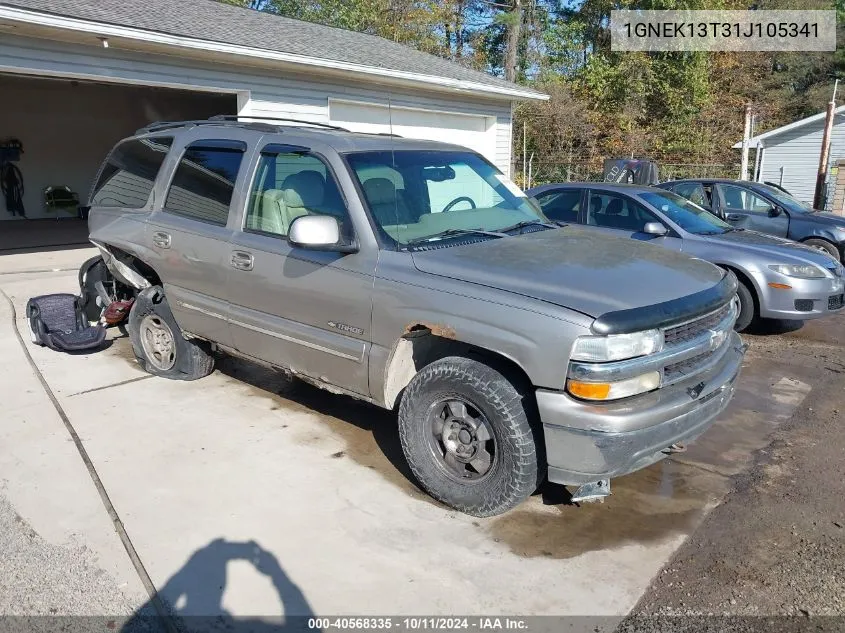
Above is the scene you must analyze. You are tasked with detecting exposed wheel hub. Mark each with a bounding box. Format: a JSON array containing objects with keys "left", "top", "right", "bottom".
[
  {"left": 139, "top": 314, "right": 176, "bottom": 371},
  {"left": 429, "top": 398, "right": 496, "bottom": 481}
]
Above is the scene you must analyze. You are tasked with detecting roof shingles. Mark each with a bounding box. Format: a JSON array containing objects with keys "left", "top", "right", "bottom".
[{"left": 2, "top": 0, "right": 544, "bottom": 98}]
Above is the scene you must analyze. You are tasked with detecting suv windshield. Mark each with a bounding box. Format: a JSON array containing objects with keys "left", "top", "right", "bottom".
[
  {"left": 757, "top": 184, "right": 814, "bottom": 213},
  {"left": 346, "top": 150, "right": 547, "bottom": 246},
  {"left": 639, "top": 190, "right": 734, "bottom": 235}
]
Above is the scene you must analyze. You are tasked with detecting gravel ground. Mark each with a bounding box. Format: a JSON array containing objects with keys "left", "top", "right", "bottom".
[
  {"left": 621, "top": 319, "right": 845, "bottom": 632},
  {"left": 0, "top": 492, "right": 146, "bottom": 618}
]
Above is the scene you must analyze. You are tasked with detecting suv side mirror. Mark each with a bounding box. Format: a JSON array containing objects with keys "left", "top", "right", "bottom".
[
  {"left": 288, "top": 215, "right": 357, "bottom": 253},
  {"left": 643, "top": 222, "right": 669, "bottom": 236}
]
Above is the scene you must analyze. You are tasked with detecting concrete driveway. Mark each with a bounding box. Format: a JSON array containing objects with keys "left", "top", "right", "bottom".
[{"left": 0, "top": 249, "right": 819, "bottom": 626}]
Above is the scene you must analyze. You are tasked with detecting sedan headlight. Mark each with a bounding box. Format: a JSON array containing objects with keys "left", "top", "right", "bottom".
[
  {"left": 768, "top": 264, "right": 826, "bottom": 279},
  {"left": 571, "top": 329, "right": 664, "bottom": 362}
]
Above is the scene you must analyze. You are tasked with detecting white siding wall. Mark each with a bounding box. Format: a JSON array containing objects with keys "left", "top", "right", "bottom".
[
  {"left": 758, "top": 114, "right": 845, "bottom": 206},
  {"left": 0, "top": 34, "right": 514, "bottom": 174}
]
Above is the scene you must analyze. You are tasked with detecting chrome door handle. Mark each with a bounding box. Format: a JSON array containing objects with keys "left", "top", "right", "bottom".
[
  {"left": 230, "top": 251, "right": 254, "bottom": 271},
  {"left": 152, "top": 231, "right": 171, "bottom": 249}
]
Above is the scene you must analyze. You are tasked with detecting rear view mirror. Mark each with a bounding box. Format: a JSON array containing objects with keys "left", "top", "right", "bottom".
[
  {"left": 643, "top": 222, "right": 669, "bottom": 236},
  {"left": 288, "top": 215, "right": 357, "bottom": 253},
  {"left": 422, "top": 166, "right": 456, "bottom": 182},
  {"left": 768, "top": 206, "right": 782, "bottom": 217}
]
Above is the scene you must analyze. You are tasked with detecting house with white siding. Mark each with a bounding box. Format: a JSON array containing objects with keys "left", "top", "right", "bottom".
[
  {"left": 732, "top": 106, "right": 845, "bottom": 211},
  {"left": 0, "top": 0, "right": 545, "bottom": 228}
]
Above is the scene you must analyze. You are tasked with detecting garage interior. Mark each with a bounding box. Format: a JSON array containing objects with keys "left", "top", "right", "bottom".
[{"left": 0, "top": 73, "right": 236, "bottom": 252}]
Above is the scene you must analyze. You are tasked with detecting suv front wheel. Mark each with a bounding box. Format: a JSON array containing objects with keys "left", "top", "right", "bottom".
[
  {"left": 128, "top": 286, "right": 215, "bottom": 381},
  {"left": 398, "top": 356, "right": 541, "bottom": 517}
]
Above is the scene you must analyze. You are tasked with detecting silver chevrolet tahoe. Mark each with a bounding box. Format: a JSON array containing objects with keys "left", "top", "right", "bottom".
[{"left": 86, "top": 116, "right": 746, "bottom": 516}]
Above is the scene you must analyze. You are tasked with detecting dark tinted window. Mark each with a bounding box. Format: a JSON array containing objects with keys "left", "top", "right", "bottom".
[
  {"left": 164, "top": 146, "right": 245, "bottom": 225},
  {"left": 535, "top": 189, "right": 581, "bottom": 223},
  {"left": 587, "top": 191, "right": 658, "bottom": 232},
  {"left": 674, "top": 183, "right": 711, "bottom": 208},
  {"left": 90, "top": 137, "right": 172, "bottom": 208},
  {"left": 245, "top": 151, "right": 347, "bottom": 237}
]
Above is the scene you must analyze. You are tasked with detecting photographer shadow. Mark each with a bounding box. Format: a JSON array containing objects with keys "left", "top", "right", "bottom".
[{"left": 122, "top": 538, "right": 317, "bottom": 633}]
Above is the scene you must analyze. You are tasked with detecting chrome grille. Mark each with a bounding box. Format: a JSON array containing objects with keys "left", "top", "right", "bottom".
[
  {"left": 567, "top": 299, "right": 738, "bottom": 391},
  {"left": 663, "top": 302, "right": 732, "bottom": 348},
  {"left": 663, "top": 351, "right": 712, "bottom": 383}
]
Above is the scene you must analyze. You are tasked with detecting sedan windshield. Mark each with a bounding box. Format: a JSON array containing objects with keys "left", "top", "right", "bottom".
[
  {"left": 639, "top": 190, "right": 734, "bottom": 235},
  {"left": 346, "top": 150, "right": 548, "bottom": 246},
  {"left": 756, "top": 184, "right": 814, "bottom": 213}
]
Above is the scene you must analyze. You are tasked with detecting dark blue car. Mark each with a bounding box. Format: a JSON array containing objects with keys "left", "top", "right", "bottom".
[{"left": 657, "top": 179, "right": 845, "bottom": 263}]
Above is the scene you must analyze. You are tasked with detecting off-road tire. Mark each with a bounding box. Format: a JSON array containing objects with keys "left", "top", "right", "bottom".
[
  {"left": 398, "top": 356, "right": 541, "bottom": 517},
  {"left": 128, "top": 286, "right": 214, "bottom": 380},
  {"left": 734, "top": 280, "right": 755, "bottom": 333},
  {"left": 804, "top": 238, "right": 841, "bottom": 263}
]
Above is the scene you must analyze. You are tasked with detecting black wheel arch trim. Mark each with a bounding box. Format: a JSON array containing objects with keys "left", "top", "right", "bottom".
[{"left": 591, "top": 272, "right": 738, "bottom": 335}]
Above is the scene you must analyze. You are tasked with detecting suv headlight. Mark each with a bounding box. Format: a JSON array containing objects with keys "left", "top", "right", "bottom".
[
  {"left": 768, "top": 264, "right": 825, "bottom": 279},
  {"left": 571, "top": 329, "right": 664, "bottom": 362},
  {"left": 567, "top": 372, "right": 661, "bottom": 401}
]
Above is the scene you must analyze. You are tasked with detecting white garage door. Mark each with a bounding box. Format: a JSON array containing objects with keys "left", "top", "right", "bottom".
[{"left": 329, "top": 100, "right": 496, "bottom": 164}]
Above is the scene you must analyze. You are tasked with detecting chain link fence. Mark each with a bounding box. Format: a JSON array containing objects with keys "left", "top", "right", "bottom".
[{"left": 511, "top": 158, "right": 742, "bottom": 189}]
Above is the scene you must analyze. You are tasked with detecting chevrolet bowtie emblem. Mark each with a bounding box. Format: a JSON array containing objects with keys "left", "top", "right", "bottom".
[{"left": 709, "top": 328, "right": 727, "bottom": 350}]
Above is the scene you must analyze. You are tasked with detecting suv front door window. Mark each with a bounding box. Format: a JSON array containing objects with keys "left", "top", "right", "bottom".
[{"left": 227, "top": 146, "right": 373, "bottom": 395}]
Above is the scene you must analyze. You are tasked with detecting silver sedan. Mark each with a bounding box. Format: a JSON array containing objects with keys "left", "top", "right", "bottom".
[{"left": 527, "top": 182, "right": 844, "bottom": 331}]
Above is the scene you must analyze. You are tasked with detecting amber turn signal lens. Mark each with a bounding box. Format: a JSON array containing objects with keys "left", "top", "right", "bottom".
[
  {"left": 767, "top": 282, "right": 792, "bottom": 290},
  {"left": 566, "top": 380, "right": 611, "bottom": 400}
]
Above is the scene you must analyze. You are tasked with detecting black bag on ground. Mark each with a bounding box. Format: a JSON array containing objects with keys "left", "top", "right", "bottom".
[{"left": 26, "top": 293, "right": 106, "bottom": 352}]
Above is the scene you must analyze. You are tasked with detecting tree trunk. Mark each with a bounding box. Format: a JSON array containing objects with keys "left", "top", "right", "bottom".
[
  {"left": 504, "top": 0, "right": 522, "bottom": 82},
  {"left": 455, "top": 2, "right": 464, "bottom": 59}
]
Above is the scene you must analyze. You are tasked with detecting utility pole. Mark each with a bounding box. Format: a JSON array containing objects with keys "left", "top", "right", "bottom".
[
  {"left": 814, "top": 79, "right": 839, "bottom": 210},
  {"left": 522, "top": 120, "right": 527, "bottom": 186},
  {"left": 740, "top": 104, "right": 752, "bottom": 180}
]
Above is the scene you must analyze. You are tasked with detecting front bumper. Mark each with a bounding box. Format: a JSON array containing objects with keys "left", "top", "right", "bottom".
[
  {"left": 538, "top": 332, "right": 745, "bottom": 486},
  {"left": 756, "top": 273, "right": 844, "bottom": 320}
]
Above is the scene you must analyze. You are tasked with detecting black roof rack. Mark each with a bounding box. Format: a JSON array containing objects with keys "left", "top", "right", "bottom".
[
  {"left": 208, "top": 114, "right": 350, "bottom": 131},
  {"left": 136, "top": 115, "right": 351, "bottom": 136}
]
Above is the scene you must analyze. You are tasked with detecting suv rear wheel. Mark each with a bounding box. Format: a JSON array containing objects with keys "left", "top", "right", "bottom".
[
  {"left": 128, "top": 286, "right": 214, "bottom": 380},
  {"left": 398, "top": 356, "right": 541, "bottom": 517}
]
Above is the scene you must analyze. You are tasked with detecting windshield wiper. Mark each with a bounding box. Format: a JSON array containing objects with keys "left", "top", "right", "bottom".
[
  {"left": 499, "top": 220, "right": 560, "bottom": 234},
  {"left": 403, "top": 228, "right": 508, "bottom": 247}
]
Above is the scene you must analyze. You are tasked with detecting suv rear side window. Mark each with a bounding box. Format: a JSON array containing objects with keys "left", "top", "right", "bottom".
[
  {"left": 164, "top": 143, "right": 246, "bottom": 226},
  {"left": 90, "top": 137, "right": 172, "bottom": 208}
]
